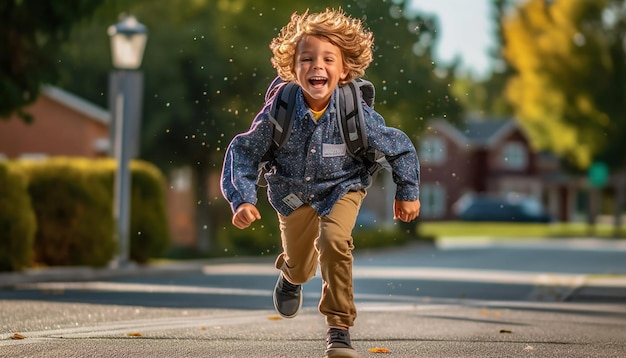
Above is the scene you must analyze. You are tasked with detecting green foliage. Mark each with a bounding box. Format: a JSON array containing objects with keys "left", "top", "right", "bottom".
[
  {"left": 216, "top": 226, "right": 282, "bottom": 258},
  {"left": 214, "top": 191, "right": 281, "bottom": 257},
  {"left": 0, "top": 0, "right": 105, "bottom": 122},
  {"left": 353, "top": 226, "right": 418, "bottom": 250},
  {"left": 55, "top": 0, "right": 462, "bottom": 168},
  {"left": 0, "top": 161, "right": 36, "bottom": 271},
  {"left": 15, "top": 157, "right": 170, "bottom": 267},
  {"left": 503, "top": 0, "right": 626, "bottom": 170},
  {"left": 348, "top": 1, "right": 464, "bottom": 136},
  {"left": 92, "top": 158, "right": 171, "bottom": 263},
  {"left": 21, "top": 158, "right": 116, "bottom": 267},
  {"left": 128, "top": 161, "right": 171, "bottom": 262}
]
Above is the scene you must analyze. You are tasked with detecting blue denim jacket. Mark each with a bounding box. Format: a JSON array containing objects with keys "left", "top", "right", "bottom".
[{"left": 221, "top": 86, "right": 420, "bottom": 217}]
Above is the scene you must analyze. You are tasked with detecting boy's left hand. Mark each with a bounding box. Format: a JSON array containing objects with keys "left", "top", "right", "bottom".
[{"left": 393, "top": 199, "right": 421, "bottom": 222}]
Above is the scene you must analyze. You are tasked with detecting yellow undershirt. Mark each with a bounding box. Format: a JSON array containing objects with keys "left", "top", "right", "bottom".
[{"left": 310, "top": 104, "right": 329, "bottom": 121}]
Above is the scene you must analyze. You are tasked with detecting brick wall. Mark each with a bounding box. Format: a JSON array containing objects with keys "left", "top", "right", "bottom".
[{"left": 0, "top": 90, "right": 109, "bottom": 159}]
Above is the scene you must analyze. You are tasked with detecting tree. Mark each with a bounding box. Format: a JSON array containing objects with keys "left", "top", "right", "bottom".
[
  {"left": 0, "top": 0, "right": 104, "bottom": 122},
  {"left": 348, "top": 1, "right": 463, "bottom": 138},
  {"left": 55, "top": 0, "right": 462, "bottom": 250},
  {"left": 503, "top": 0, "right": 626, "bottom": 232},
  {"left": 503, "top": 0, "right": 626, "bottom": 170}
]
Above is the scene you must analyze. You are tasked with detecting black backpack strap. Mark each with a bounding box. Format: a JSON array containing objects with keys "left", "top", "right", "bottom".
[
  {"left": 336, "top": 80, "right": 369, "bottom": 158},
  {"left": 268, "top": 81, "right": 298, "bottom": 154},
  {"left": 258, "top": 81, "right": 298, "bottom": 187},
  {"left": 265, "top": 76, "right": 284, "bottom": 102},
  {"left": 354, "top": 78, "right": 375, "bottom": 108}
]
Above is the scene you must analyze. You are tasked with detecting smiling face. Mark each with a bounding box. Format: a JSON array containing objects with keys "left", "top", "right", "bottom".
[{"left": 293, "top": 35, "right": 349, "bottom": 111}]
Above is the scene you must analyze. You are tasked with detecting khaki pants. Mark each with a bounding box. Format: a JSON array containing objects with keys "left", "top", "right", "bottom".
[{"left": 274, "top": 190, "right": 365, "bottom": 329}]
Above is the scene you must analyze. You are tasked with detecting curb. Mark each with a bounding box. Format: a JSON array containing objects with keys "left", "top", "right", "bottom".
[
  {"left": 0, "top": 263, "right": 205, "bottom": 289},
  {"left": 0, "top": 256, "right": 276, "bottom": 289},
  {"left": 567, "top": 276, "right": 626, "bottom": 302}
]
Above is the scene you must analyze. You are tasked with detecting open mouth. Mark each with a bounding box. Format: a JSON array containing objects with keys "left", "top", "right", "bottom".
[{"left": 308, "top": 76, "right": 328, "bottom": 87}]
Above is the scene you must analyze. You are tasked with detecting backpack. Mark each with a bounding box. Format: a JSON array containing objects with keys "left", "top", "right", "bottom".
[{"left": 257, "top": 77, "right": 390, "bottom": 187}]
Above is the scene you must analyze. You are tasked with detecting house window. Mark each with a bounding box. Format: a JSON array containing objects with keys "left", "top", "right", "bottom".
[
  {"left": 501, "top": 142, "right": 527, "bottom": 170},
  {"left": 420, "top": 184, "right": 446, "bottom": 218},
  {"left": 419, "top": 137, "right": 446, "bottom": 165}
]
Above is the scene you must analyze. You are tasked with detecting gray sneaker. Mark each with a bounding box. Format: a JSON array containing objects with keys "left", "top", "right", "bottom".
[
  {"left": 325, "top": 328, "right": 358, "bottom": 357},
  {"left": 272, "top": 272, "right": 302, "bottom": 318}
]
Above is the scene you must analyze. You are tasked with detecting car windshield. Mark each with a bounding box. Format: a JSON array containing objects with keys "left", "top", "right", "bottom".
[{"left": 519, "top": 199, "right": 544, "bottom": 215}]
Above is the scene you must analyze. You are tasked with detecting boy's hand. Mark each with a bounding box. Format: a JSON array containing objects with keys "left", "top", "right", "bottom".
[
  {"left": 232, "top": 203, "right": 261, "bottom": 229},
  {"left": 393, "top": 199, "right": 421, "bottom": 222}
]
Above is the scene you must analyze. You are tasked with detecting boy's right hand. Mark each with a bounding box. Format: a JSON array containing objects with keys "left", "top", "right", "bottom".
[{"left": 232, "top": 203, "right": 261, "bottom": 229}]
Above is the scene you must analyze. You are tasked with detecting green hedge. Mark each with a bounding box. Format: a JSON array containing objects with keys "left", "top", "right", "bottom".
[
  {"left": 0, "top": 161, "right": 36, "bottom": 271},
  {"left": 126, "top": 161, "right": 170, "bottom": 263},
  {"left": 21, "top": 158, "right": 116, "bottom": 267},
  {"left": 214, "top": 191, "right": 282, "bottom": 257},
  {"left": 17, "top": 157, "right": 169, "bottom": 267}
]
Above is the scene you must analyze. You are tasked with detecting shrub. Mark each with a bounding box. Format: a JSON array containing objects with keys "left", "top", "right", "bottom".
[
  {"left": 20, "top": 158, "right": 171, "bottom": 266},
  {"left": 96, "top": 159, "right": 171, "bottom": 263},
  {"left": 128, "top": 161, "right": 170, "bottom": 262},
  {"left": 21, "top": 158, "right": 116, "bottom": 267},
  {"left": 353, "top": 226, "right": 412, "bottom": 249},
  {"left": 214, "top": 191, "right": 281, "bottom": 257},
  {"left": 0, "top": 161, "right": 36, "bottom": 271}
]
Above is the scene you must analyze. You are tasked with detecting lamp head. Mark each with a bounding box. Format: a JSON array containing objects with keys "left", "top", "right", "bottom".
[{"left": 108, "top": 15, "right": 148, "bottom": 70}]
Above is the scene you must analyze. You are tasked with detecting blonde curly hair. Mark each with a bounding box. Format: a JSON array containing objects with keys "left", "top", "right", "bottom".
[{"left": 269, "top": 8, "right": 374, "bottom": 85}]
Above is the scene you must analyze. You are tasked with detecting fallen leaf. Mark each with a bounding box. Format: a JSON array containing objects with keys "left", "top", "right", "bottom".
[
  {"left": 499, "top": 329, "right": 512, "bottom": 334},
  {"left": 267, "top": 315, "right": 283, "bottom": 320},
  {"left": 199, "top": 326, "right": 207, "bottom": 330},
  {"left": 126, "top": 332, "right": 142, "bottom": 337},
  {"left": 11, "top": 333, "right": 25, "bottom": 340},
  {"left": 368, "top": 347, "right": 390, "bottom": 353},
  {"left": 480, "top": 309, "right": 502, "bottom": 317}
]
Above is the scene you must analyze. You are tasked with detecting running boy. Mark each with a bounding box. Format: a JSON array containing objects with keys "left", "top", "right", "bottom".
[{"left": 221, "top": 8, "right": 420, "bottom": 358}]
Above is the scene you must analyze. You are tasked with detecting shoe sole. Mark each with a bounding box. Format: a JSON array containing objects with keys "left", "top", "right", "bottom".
[
  {"left": 324, "top": 347, "right": 358, "bottom": 358},
  {"left": 272, "top": 273, "right": 302, "bottom": 319}
]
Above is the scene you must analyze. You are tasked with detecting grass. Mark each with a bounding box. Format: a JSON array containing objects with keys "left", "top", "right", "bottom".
[{"left": 420, "top": 221, "right": 626, "bottom": 240}]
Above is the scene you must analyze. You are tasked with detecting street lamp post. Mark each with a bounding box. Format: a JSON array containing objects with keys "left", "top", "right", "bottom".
[{"left": 108, "top": 15, "right": 147, "bottom": 267}]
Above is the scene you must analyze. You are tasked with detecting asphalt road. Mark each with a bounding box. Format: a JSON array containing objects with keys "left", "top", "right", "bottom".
[{"left": 1, "top": 238, "right": 625, "bottom": 357}]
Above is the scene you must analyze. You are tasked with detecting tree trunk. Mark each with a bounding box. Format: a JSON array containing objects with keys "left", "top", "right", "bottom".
[
  {"left": 587, "top": 188, "right": 598, "bottom": 237},
  {"left": 613, "top": 170, "right": 626, "bottom": 238}
]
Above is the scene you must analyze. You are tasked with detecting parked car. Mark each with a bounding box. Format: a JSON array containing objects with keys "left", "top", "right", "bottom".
[{"left": 454, "top": 194, "right": 552, "bottom": 223}]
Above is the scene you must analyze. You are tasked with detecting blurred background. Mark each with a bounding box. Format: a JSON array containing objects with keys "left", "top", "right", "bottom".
[{"left": 1, "top": 0, "right": 625, "bottom": 269}]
